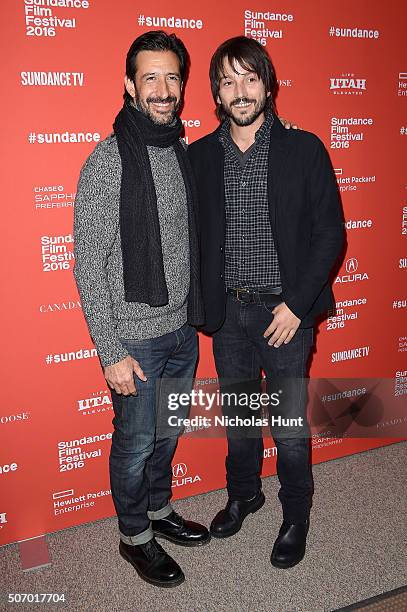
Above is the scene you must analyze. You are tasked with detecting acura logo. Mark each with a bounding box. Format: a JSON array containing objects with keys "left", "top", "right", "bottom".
[
  {"left": 346, "top": 258, "right": 358, "bottom": 273},
  {"left": 172, "top": 463, "right": 187, "bottom": 478}
]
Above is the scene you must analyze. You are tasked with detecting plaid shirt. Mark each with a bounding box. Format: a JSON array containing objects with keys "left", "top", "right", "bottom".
[{"left": 219, "top": 111, "right": 281, "bottom": 289}]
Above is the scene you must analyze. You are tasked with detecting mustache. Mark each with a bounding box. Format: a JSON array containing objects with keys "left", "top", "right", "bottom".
[
  {"left": 231, "top": 97, "right": 256, "bottom": 106},
  {"left": 146, "top": 96, "right": 177, "bottom": 104}
]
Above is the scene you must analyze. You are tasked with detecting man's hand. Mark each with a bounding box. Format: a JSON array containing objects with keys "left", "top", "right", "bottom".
[
  {"left": 104, "top": 355, "right": 147, "bottom": 396},
  {"left": 279, "top": 117, "right": 299, "bottom": 130},
  {"left": 263, "top": 302, "right": 301, "bottom": 347}
]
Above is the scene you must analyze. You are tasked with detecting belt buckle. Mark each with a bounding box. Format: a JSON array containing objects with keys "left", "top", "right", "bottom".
[{"left": 236, "top": 288, "right": 251, "bottom": 303}]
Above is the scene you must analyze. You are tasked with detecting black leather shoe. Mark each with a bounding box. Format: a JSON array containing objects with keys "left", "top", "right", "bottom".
[
  {"left": 152, "top": 511, "right": 211, "bottom": 547},
  {"left": 270, "top": 519, "right": 310, "bottom": 569},
  {"left": 119, "top": 538, "right": 185, "bottom": 587},
  {"left": 210, "top": 490, "right": 265, "bottom": 538}
]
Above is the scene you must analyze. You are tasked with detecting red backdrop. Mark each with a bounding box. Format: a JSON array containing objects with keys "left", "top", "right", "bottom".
[{"left": 0, "top": 0, "right": 406, "bottom": 545}]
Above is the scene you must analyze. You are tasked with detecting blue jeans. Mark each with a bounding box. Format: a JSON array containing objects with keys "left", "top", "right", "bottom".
[
  {"left": 213, "top": 294, "right": 314, "bottom": 523},
  {"left": 109, "top": 323, "right": 198, "bottom": 545}
]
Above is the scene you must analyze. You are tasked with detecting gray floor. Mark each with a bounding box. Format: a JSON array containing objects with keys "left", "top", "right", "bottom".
[{"left": 2, "top": 441, "right": 406, "bottom": 612}]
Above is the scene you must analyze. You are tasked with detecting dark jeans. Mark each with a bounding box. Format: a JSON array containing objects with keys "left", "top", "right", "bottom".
[
  {"left": 213, "top": 294, "right": 314, "bottom": 523},
  {"left": 109, "top": 323, "right": 198, "bottom": 545}
]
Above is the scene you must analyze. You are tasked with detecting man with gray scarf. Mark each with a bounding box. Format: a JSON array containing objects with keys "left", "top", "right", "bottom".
[{"left": 73, "top": 30, "right": 209, "bottom": 589}]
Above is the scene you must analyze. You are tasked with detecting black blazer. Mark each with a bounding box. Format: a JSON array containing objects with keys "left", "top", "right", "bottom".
[{"left": 188, "top": 119, "right": 344, "bottom": 334}]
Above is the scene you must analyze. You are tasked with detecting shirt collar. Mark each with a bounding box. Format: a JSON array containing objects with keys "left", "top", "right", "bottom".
[{"left": 219, "top": 109, "right": 274, "bottom": 149}]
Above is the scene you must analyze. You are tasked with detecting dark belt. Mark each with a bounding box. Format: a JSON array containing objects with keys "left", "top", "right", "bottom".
[{"left": 226, "top": 285, "right": 282, "bottom": 304}]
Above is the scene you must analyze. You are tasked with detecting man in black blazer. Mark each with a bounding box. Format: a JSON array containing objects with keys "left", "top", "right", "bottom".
[{"left": 189, "top": 36, "right": 343, "bottom": 568}]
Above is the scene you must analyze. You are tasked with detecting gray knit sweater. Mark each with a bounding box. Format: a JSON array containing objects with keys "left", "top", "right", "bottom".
[{"left": 73, "top": 135, "right": 190, "bottom": 367}]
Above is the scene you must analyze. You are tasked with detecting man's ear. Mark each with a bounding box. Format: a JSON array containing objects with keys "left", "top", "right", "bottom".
[
  {"left": 216, "top": 94, "right": 221, "bottom": 105},
  {"left": 266, "top": 91, "right": 271, "bottom": 98},
  {"left": 124, "top": 76, "right": 136, "bottom": 99}
]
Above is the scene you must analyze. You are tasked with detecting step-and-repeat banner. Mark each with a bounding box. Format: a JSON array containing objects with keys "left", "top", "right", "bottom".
[{"left": 1, "top": 0, "right": 406, "bottom": 546}]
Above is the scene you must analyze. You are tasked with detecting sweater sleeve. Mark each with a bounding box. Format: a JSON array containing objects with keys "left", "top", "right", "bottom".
[{"left": 73, "top": 140, "right": 129, "bottom": 367}]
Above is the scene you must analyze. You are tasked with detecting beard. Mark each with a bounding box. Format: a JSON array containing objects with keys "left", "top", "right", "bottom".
[
  {"left": 222, "top": 94, "right": 267, "bottom": 126},
  {"left": 135, "top": 93, "right": 180, "bottom": 126}
]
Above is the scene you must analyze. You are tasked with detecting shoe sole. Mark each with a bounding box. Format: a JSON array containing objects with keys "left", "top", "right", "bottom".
[
  {"left": 210, "top": 493, "right": 266, "bottom": 539},
  {"left": 270, "top": 550, "right": 306, "bottom": 569},
  {"left": 153, "top": 532, "right": 212, "bottom": 547},
  {"left": 119, "top": 547, "right": 185, "bottom": 588}
]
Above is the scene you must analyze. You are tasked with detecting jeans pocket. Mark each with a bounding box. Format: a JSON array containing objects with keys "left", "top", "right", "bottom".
[{"left": 261, "top": 296, "right": 283, "bottom": 314}]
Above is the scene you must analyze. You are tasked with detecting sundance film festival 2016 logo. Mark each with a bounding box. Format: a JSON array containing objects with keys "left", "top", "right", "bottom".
[
  {"left": 172, "top": 463, "right": 201, "bottom": 488},
  {"left": 24, "top": 0, "right": 90, "bottom": 38},
  {"left": 326, "top": 297, "right": 367, "bottom": 332},
  {"left": 244, "top": 9, "right": 294, "bottom": 45},
  {"left": 401, "top": 206, "right": 407, "bottom": 235},
  {"left": 40, "top": 234, "right": 74, "bottom": 272},
  {"left": 330, "top": 74, "right": 366, "bottom": 95},
  {"left": 0, "top": 513, "right": 7, "bottom": 528},
  {"left": 57, "top": 432, "right": 112, "bottom": 473},
  {"left": 395, "top": 370, "right": 407, "bottom": 397},
  {"left": 330, "top": 117, "right": 373, "bottom": 150},
  {"left": 335, "top": 257, "right": 369, "bottom": 285}
]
